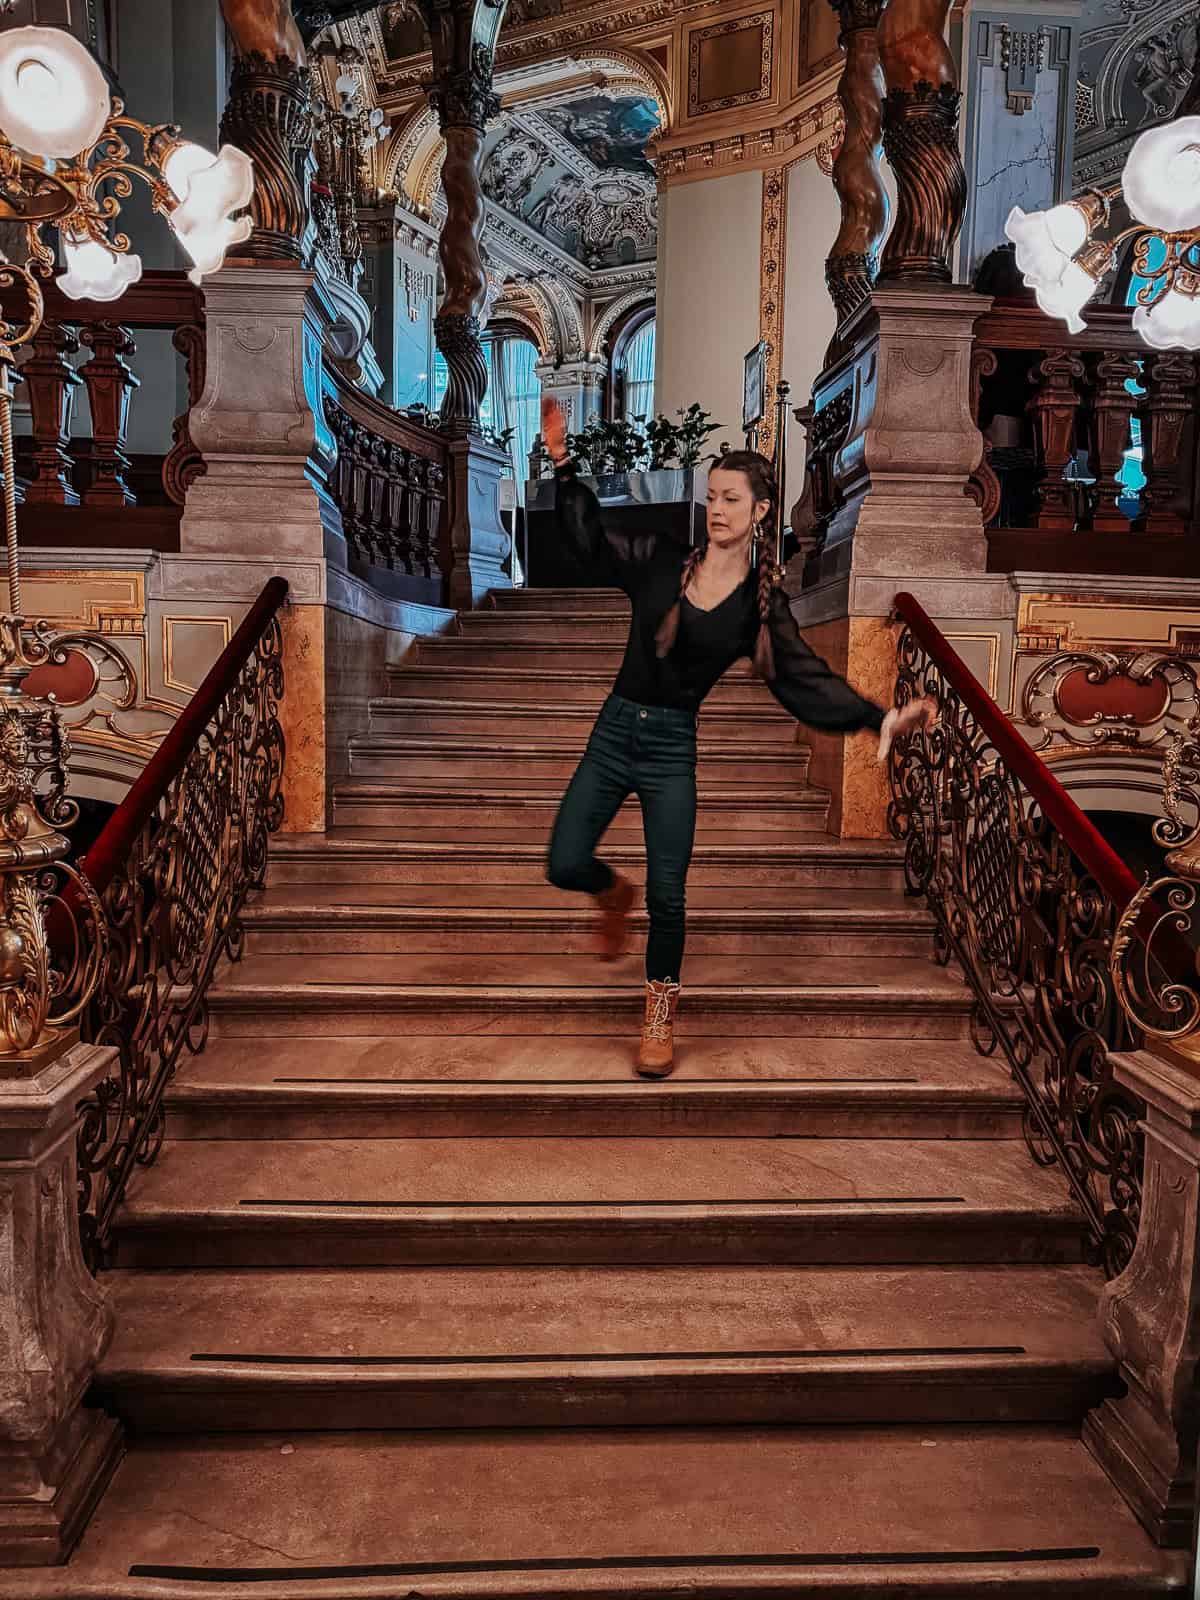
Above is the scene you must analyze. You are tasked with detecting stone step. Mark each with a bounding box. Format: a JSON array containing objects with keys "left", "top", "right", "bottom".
[
  {"left": 330, "top": 783, "right": 831, "bottom": 833},
  {"left": 163, "top": 1034, "right": 1015, "bottom": 1140},
  {"left": 206, "top": 952, "right": 972, "bottom": 1038},
  {"left": 347, "top": 735, "right": 812, "bottom": 785},
  {"left": 96, "top": 1263, "right": 1114, "bottom": 1432},
  {"left": 266, "top": 833, "right": 909, "bottom": 890},
  {"left": 31, "top": 1422, "right": 1183, "bottom": 1597},
  {"left": 488, "top": 585, "right": 629, "bottom": 612},
  {"left": 384, "top": 665, "right": 784, "bottom": 706},
  {"left": 111, "top": 1134, "right": 1084, "bottom": 1268},
  {"left": 457, "top": 610, "right": 632, "bottom": 641},
  {"left": 241, "top": 893, "right": 934, "bottom": 958},
  {"left": 417, "top": 639, "right": 723, "bottom": 672},
  {"left": 367, "top": 696, "right": 798, "bottom": 743}
]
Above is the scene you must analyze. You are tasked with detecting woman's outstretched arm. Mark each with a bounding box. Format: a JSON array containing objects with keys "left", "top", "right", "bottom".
[
  {"left": 762, "top": 586, "right": 936, "bottom": 754},
  {"left": 544, "top": 397, "right": 658, "bottom": 593},
  {"left": 762, "top": 585, "right": 885, "bottom": 733}
]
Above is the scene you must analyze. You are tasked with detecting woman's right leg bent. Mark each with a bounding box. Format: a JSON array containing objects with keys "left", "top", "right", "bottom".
[{"left": 546, "top": 702, "right": 632, "bottom": 895}]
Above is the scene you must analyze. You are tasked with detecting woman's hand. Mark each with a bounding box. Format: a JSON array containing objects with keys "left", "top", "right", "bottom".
[
  {"left": 541, "top": 395, "right": 569, "bottom": 466},
  {"left": 876, "top": 696, "right": 938, "bottom": 765}
]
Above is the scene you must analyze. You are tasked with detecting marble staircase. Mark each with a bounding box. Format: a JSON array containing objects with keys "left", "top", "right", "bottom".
[{"left": 22, "top": 587, "right": 1185, "bottom": 1597}]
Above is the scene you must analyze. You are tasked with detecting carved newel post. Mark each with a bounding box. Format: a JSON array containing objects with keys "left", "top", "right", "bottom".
[
  {"left": 876, "top": 0, "right": 967, "bottom": 282},
  {"left": 418, "top": 1, "right": 503, "bottom": 433},
  {"left": 825, "top": 0, "right": 889, "bottom": 322},
  {"left": 218, "top": 0, "right": 312, "bottom": 261},
  {"left": 414, "top": 0, "right": 513, "bottom": 606}
]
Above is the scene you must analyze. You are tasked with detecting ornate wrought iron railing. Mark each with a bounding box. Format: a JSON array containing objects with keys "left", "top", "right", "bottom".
[
  {"left": 74, "top": 577, "right": 288, "bottom": 1270},
  {"left": 886, "top": 591, "right": 1192, "bottom": 1278}
]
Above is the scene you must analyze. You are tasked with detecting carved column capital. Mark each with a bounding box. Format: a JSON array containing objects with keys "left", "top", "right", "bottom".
[
  {"left": 426, "top": 41, "right": 502, "bottom": 134},
  {"left": 415, "top": 1, "right": 508, "bottom": 436},
  {"left": 825, "top": 0, "right": 888, "bottom": 323},
  {"left": 876, "top": 0, "right": 967, "bottom": 284},
  {"left": 219, "top": 50, "right": 313, "bottom": 263}
]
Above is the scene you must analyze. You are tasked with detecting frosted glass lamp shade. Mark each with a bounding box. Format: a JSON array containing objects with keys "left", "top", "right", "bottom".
[
  {"left": 0, "top": 26, "right": 111, "bottom": 159},
  {"left": 1133, "top": 286, "right": 1200, "bottom": 351},
  {"left": 1032, "top": 261, "right": 1098, "bottom": 334},
  {"left": 1122, "top": 118, "right": 1200, "bottom": 234},
  {"left": 57, "top": 233, "right": 142, "bottom": 302},
  {"left": 164, "top": 142, "right": 255, "bottom": 283},
  {"left": 1005, "top": 204, "right": 1088, "bottom": 291}
]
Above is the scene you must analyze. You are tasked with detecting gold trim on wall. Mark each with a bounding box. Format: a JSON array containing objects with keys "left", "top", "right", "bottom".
[
  {"left": 21, "top": 569, "right": 146, "bottom": 630},
  {"left": 758, "top": 157, "right": 795, "bottom": 459},
  {"left": 162, "top": 616, "right": 233, "bottom": 697},
  {"left": 657, "top": 89, "right": 840, "bottom": 185}
]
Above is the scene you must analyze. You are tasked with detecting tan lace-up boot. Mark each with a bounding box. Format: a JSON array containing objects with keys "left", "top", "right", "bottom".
[
  {"left": 636, "top": 978, "right": 681, "bottom": 1078},
  {"left": 594, "top": 871, "right": 635, "bottom": 963}
]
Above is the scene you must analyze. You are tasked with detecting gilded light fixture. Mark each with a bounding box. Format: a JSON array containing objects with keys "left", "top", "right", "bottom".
[
  {"left": 1006, "top": 116, "right": 1200, "bottom": 350},
  {"left": 0, "top": 25, "right": 253, "bottom": 1059}
]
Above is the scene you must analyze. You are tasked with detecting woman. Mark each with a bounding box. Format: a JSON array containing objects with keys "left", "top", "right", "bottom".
[{"left": 541, "top": 396, "right": 934, "bottom": 1079}]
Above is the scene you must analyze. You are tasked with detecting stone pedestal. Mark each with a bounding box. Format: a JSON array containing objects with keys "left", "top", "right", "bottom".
[
  {"left": 444, "top": 436, "right": 512, "bottom": 610},
  {"left": 0, "top": 1040, "right": 122, "bottom": 1564},
  {"left": 1084, "top": 1044, "right": 1200, "bottom": 1548},
  {"left": 180, "top": 264, "right": 344, "bottom": 567},
  {"left": 793, "top": 284, "right": 1011, "bottom": 838}
]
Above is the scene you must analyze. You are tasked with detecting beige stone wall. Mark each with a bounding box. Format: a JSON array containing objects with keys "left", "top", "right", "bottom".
[
  {"left": 656, "top": 169, "right": 764, "bottom": 450},
  {"left": 781, "top": 156, "right": 841, "bottom": 491}
]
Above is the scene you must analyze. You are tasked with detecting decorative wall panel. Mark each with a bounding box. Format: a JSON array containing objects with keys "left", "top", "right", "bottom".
[
  {"left": 687, "top": 11, "right": 774, "bottom": 117},
  {"left": 961, "top": 12, "right": 1078, "bottom": 281}
]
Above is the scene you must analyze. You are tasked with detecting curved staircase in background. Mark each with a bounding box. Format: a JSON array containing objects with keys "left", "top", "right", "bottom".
[{"left": 28, "top": 588, "right": 1186, "bottom": 1598}]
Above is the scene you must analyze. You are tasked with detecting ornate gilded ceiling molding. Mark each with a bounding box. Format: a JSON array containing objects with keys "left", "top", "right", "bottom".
[
  {"left": 687, "top": 9, "right": 775, "bottom": 118},
  {"left": 657, "top": 90, "right": 840, "bottom": 186}
]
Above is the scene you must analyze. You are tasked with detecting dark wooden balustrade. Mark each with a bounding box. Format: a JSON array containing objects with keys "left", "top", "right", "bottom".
[
  {"left": 972, "top": 297, "right": 1199, "bottom": 576},
  {"left": 10, "top": 270, "right": 205, "bottom": 551},
  {"left": 322, "top": 372, "right": 450, "bottom": 607}
]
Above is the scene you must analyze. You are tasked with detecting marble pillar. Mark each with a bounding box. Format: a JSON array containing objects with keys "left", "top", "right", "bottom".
[
  {"left": 1084, "top": 1044, "right": 1200, "bottom": 1548},
  {"left": 791, "top": 284, "right": 1010, "bottom": 837},
  {"left": 180, "top": 265, "right": 343, "bottom": 565},
  {"left": 444, "top": 436, "right": 512, "bottom": 609},
  {"left": 957, "top": 2, "right": 1081, "bottom": 282},
  {"left": 0, "top": 1041, "right": 122, "bottom": 1564}
]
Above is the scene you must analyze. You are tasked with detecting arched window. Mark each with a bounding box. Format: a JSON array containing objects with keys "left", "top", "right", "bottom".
[
  {"left": 615, "top": 312, "right": 655, "bottom": 422},
  {"left": 432, "top": 328, "right": 542, "bottom": 496}
]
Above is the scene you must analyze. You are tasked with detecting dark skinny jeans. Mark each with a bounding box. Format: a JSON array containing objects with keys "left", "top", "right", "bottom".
[{"left": 546, "top": 694, "right": 698, "bottom": 982}]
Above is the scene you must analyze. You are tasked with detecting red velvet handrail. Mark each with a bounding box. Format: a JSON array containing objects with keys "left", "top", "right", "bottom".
[
  {"left": 82, "top": 576, "right": 289, "bottom": 897},
  {"left": 893, "top": 591, "right": 1143, "bottom": 913}
]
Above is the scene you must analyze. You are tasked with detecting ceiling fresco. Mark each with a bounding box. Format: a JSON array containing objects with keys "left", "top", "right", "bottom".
[
  {"left": 480, "top": 94, "right": 659, "bottom": 271},
  {"left": 1075, "top": 0, "right": 1198, "bottom": 186}
]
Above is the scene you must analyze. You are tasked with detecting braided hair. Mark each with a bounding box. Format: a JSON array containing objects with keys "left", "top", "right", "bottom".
[{"left": 653, "top": 450, "right": 781, "bottom": 680}]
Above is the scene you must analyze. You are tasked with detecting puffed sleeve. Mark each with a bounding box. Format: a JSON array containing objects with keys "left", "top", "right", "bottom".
[
  {"left": 763, "top": 585, "right": 885, "bottom": 733},
  {"left": 554, "top": 463, "right": 659, "bottom": 594}
]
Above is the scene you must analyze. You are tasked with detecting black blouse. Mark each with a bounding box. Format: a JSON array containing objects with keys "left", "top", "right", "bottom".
[{"left": 554, "top": 466, "right": 885, "bottom": 734}]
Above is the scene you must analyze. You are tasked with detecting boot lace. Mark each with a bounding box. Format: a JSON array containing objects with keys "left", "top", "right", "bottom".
[{"left": 643, "top": 982, "right": 679, "bottom": 1042}]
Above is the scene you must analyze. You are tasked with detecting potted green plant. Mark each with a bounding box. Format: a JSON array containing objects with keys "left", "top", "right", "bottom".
[{"left": 531, "top": 406, "right": 721, "bottom": 510}]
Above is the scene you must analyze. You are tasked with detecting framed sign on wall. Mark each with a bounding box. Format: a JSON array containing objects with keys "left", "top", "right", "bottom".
[{"left": 743, "top": 340, "right": 767, "bottom": 440}]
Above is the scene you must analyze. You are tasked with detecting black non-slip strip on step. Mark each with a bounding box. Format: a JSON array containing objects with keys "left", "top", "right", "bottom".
[
  {"left": 188, "top": 1344, "right": 1028, "bottom": 1366},
  {"left": 271, "top": 1076, "right": 925, "bottom": 1085},
  {"left": 130, "top": 1547, "right": 1102, "bottom": 1582},
  {"left": 237, "top": 1196, "right": 969, "bottom": 1209}
]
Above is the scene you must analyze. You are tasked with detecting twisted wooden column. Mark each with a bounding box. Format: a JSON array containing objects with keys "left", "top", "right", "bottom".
[
  {"left": 419, "top": 4, "right": 506, "bottom": 434},
  {"left": 825, "top": 0, "right": 888, "bottom": 323},
  {"left": 219, "top": 1, "right": 311, "bottom": 262},
  {"left": 877, "top": 0, "right": 967, "bottom": 284}
]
